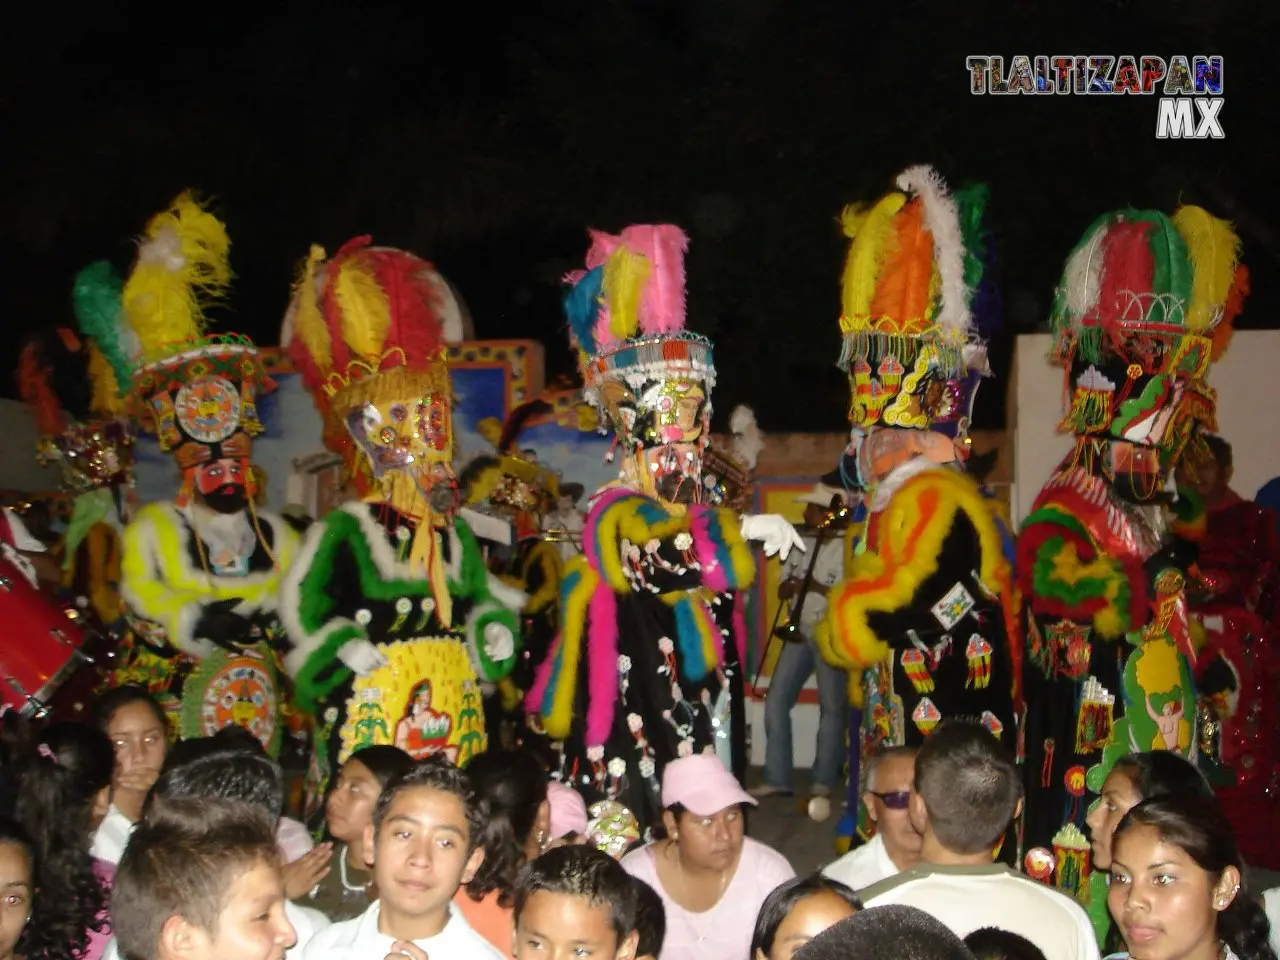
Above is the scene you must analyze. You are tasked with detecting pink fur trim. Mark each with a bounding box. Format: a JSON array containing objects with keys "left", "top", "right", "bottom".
[
  {"left": 525, "top": 634, "right": 558, "bottom": 713},
  {"left": 689, "top": 507, "right": 731, "bottom": 594},
  {"left": 583, "top": 584, "right": 620, "bottom": 748}
]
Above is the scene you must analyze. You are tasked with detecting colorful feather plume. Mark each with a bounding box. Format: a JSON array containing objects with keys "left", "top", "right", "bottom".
[
  {"left": 839, "top": 193, "right": 906, "bottom": 331},
  {"left": 122, "top": 191, "right": 232, "bottom": 363},
  {"left": 72, "top": 261, "right": 134, "bottom": 392},
  {"left": 1171, "top": 205, "right": 1242, "bottom": 333},
  {"left": 289, "top": 245, "right": 332, "bottom": 381},
  {"left": 897, "top": 165, "right": 969, "bottom": 338},
  {"left": 1094, "top": 219, "right": 1156, "bottom": 328},
  {"left": 868, "top": 199, "right": 935, "bottom": 333},
  {"left": 85, "top": 345, "right": 124, "bottom": 417}
]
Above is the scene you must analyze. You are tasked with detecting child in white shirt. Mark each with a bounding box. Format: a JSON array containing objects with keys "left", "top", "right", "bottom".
[{"left": 303, "top": 758, "right": 502, "bottom": 960}]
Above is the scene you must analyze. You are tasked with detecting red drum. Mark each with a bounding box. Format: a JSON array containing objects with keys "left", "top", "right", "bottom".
[{"left": 0, "top": 554, "right": 93, "bottom": 717}]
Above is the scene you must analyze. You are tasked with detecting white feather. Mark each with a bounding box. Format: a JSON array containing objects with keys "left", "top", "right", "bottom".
[
  {"left": 896, "top": 165, "right": 970, "bottom": 337},
  {"left": 1062, "top": 221, "right": 1109, "bottom": 318}
]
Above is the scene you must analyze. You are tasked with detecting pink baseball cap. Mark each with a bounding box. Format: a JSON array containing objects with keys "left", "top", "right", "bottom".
[
  {"left": 547, "top": 782, "right": 589, "bottom": 838},
  {"left": 661, "top": 754, "right": 757, "bottom": 817}
]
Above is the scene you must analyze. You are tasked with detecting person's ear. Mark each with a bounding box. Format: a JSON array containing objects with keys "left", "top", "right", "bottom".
[
  {"left": 616, "top": 930, "right": 640, "bottom": 960},
  {"left": 862, "top": 792, "right": 880, "bottom": 824},
  {"left": 662, "top": 810, "right": 679, "bottom": 841},
  {"left": 461, "top": 845, "right": 486, "bottom": 886},
  {"left": 159, "top": 913, "right": 207, "bottom": 960},
  {"left": 1213, "top": 867, "right": 1242, "bottom": 911},
  {"left": 363, "top": 823, "right": 376, "bottom": 865},
  {"left": 908, "top": 790, "right": 928, "bottom": 834}
]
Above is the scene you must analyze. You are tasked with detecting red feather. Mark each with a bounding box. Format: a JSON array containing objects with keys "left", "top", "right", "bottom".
[
  {"left": 17, "top": 343, "right": 66, "bottom": 436},
  {"left": 373, "top": 249, "right": 444, "bottom": 369},
  {"left": 1094, "top": 220, "right": 1155, "bottom": 343}
]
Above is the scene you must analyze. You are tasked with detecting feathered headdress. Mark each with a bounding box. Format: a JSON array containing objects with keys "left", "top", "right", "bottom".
[
  {"left": 115, "top": 192, "right": 275, "bottom": 499},
  {"left": 563, "top": 225, "right": 714, "bottom": 413},
  {"left": 459, "top": 400, "right": 561, "bottom": 540},
  {"left": 282, "top": 237, "right": 458, "bottom": 483},
  {"left": 1050, "top": 205, "right": 1246, "bottom": 444},
  {"left": 16, "top": 262, "right": 135, "bottom": 495},
  {"left": 837, "top": 166, "right": 995, "bottom": 433}
]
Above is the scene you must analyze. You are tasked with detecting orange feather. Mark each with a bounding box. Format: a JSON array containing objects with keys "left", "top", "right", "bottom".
[
  {"left": 17, "top": 343, "right": 66, "bottom": 436},
  {"left": 868, "top": 199, "right": 935, "bottom": 335}
]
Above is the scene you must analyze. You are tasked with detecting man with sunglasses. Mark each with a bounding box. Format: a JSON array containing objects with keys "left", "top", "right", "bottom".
[{"left": 823, "top": 745, "right": 921, "bottom": 891}]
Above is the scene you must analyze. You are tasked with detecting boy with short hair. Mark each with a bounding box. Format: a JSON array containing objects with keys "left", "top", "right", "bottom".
[
  {"left": 111, "top": 797, "right": 296, "bottom": 960},
  {"left": 302, "top": 757, "right": 501, "bottom": 960},
  {"left": 631, "top": 877, "right": 665, "bottom": 960},
  {"left": 512, "top": 846, "right": 640, "bottom": 960}
]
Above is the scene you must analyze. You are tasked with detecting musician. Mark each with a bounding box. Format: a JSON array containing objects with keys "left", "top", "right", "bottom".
[{"left": 753, "top": 484, "right": 855, "bottom": 800}]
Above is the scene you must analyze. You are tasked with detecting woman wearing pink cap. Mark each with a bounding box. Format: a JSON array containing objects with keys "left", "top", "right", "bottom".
[
  {"left": 546, "top": 782, "right": 589, "bottom": 848},
  {"left": 622, "top": 754, "right": 795, "bottom": 960}
]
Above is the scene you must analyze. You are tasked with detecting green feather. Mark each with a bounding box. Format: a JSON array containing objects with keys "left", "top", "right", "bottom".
[
  {"left": 1131, "top": 211, "right": 1190, "bottom": 327},
  {"left": 72, "top": 261, "right": 131, "bottom": 394},
  {"left": 954, "top": 183, "right": 990, "bottom": 296}
]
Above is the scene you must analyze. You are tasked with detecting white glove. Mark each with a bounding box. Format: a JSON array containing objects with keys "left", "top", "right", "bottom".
[
  {"left": 740, "top": 514, "right": 806, "bottom": 562},
  {"left": 337, "top": 638, "right": 389, "bottom": 676},
  {"left": 483, "top": 622, "right": 515, "bottom": 662}
]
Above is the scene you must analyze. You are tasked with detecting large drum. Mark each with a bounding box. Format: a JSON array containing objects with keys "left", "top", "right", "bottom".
[{"left": 0, "top": 554, "right": 96, "bottom": 717}]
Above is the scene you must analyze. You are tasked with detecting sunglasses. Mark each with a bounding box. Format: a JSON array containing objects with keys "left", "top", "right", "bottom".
[{"left": 869, "top": 790, "right": 911, "bottom": 810}]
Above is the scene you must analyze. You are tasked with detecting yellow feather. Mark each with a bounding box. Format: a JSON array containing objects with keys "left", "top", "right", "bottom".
[
  {"left": 602, "top": 247, "right": 651, "bottom": 341},
  {"left": 291, "top": 245, "right": 332, "bottom": 374},
  {"left": 1171, "top": 205, "right": 1241, "bottom": 333},
  {"left": 333, "top": 257, "right": 391, "bottom": 358},
  {"left": 86, "top": 344, "right": 124, "bottom": 417},
  {"left": 840, "top": 192, "right": 907, "bottom": 332},
  {"left": 123, "top": 191, "right": 232, "bottom": 360}
]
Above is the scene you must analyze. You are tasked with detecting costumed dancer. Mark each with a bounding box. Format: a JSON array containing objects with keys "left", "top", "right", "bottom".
[
  {"left": 279, "top": 236, "right": 525, "bottom": 810},
  {"left": 525, "top": 224, "right": 803, "bottom": 841},
  {"left": 458, "top": 403, "right": 566, "bottom": 740},
  {"left": 1017, "top": 205, "right": 1246, "bottom": 923},
  {"left": 817, "top": 167, "right": 1017, "bottom": 836},
  {"left": 17, "top": 262, "right": 135, "bottom": 634},
  {"left": 114, "top": 192, "right": 300, "bottom": 755},
  {"left": 1176, "top": 434, "right": 1280, "bottom": 869}
]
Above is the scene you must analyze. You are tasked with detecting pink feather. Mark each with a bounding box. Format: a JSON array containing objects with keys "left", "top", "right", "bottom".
[
  {"left": 732, "top": 594, "right": 748, "bottom": 673},
  {"left": 620, "top": 225, "right": 689, "bottom": 335}
]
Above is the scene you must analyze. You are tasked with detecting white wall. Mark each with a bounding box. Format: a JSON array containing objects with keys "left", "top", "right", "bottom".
[
  {"left": 0, "top": 399, "right": 64, "bottom": 493},
  {"left": 1012, "top": 331, "right": 1280, "bottom": 526}
]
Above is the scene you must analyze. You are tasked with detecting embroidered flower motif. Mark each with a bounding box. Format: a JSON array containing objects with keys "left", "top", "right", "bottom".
[
  {"left": 674, "top": 532, "right": 693, "bottom": 550},
  {"left": 658, "top": 637, "right": 674, "bottom": 654},
  {"left": 395, "top": 597, "right": 413, "bottom": 614},
  {"left": 586, "top": 745, "right": 605, "bottom": 762},
  {"left": 607, "top": 757, "right": 627, "bottom": 777},
  {"left": 355, "top": 609, "right": 373, "bottom": 625},
  {"left": 618, "top": 655, "right": 633, "bottom": 673},
  {"left": 638, "top": 757, "right": 656, "bottom": 778},
  {"left": 627, "top": 713, "right": 643, "bottom": 733},
  {"left": 324, "top": 707, "right": 339, "bottom": 723}
]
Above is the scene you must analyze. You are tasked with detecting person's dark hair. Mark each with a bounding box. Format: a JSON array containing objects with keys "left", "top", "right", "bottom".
[
  {"left": 345, "top": 745, "right": 413, "bottom": 789},
  {"left": 1203, "top": 435, "right": 1233, "bottom": 473},
  {"left": 1112, "top": 795, "right": 1276, "bottom": 960},
  {"left": 0, "top": 813, "right": 34, "bottom": 948},
  {"left": 914, "top": 720, "right": 1019, "bottom": 855},
  {"left": 514, "top": 845, "right": 638, "bottom": 944},
  {"left": 632, "top": 877, "right": 666, "bottom": 958},
  {"left": 464, "top": 748, "right": 550, "bottom": 908},
  {"left": 146, "top": 735, "right": 284, "bottom": 822},
  {"left": 1110, "top": 751, "right": 1213, "bottom": 803},
  {"left": 373, "top": 756, "right": 482, "bottom": 853},
  {"left": 112, "top": 798, "right": 279, "bottom": 960},
  {"left": 795, "top": 905, "right": 975, "bottom": 960},
  {"left": 751, "top": 873, "right": 861, "bottom": 958},
  {"left": 14, "top": 722, "right": 113, "bottom": 960},
  {"left": 964, "top": 927, "right": 1047, "bottom": 960},
  {"left": 91, "top": 685, "right": 167, "bottom": 734}
]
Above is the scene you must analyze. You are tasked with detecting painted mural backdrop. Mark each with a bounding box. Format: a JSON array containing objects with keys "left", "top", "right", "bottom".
[{"left": 132, "top": 341, "right": 618, "bottom": 512}]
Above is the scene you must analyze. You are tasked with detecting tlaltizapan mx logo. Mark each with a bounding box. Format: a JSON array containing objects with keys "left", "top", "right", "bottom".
[{"left": 965, "top": 56, "right": 1224, "bottom": 140}]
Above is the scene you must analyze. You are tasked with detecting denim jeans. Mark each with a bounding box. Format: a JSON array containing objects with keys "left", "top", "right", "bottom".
[{"left": 762, "top": 630, "right": 848, "bottom": 790}]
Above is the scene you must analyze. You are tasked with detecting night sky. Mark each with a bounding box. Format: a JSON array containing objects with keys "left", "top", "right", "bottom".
[{"left": 2, "top": 1, "right": 1272, "bottom": 433}]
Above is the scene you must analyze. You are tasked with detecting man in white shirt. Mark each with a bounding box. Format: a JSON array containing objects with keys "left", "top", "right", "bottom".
[
  {"left": 861, "top": 721, "right": 1100, "bottom": 960},
  {"left": 823, "top": 745, "right": 921, "bottom": 891},
  {"left": 751, "top": 483, "right": 853, "bottom": 799}
]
